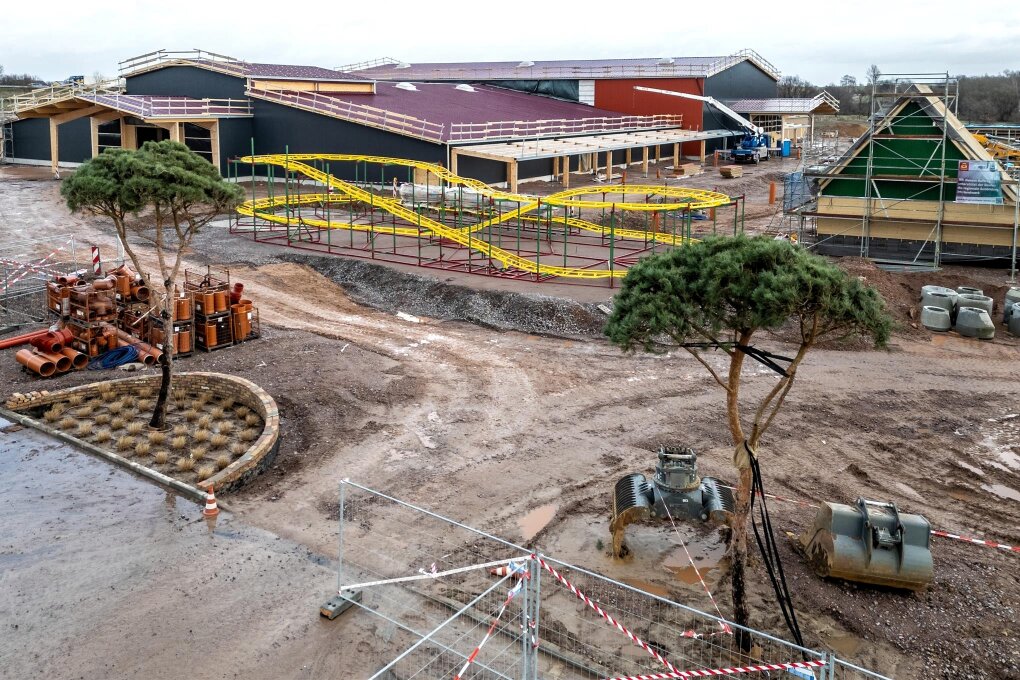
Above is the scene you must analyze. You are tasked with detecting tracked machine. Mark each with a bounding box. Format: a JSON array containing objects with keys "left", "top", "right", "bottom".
[{"left": 609, "top": 446, "right": 734, "bottom": 557}]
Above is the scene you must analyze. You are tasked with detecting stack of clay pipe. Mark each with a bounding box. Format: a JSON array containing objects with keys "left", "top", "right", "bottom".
[{"left": 5, "top": 328, "right": 88, "bottom": 378}]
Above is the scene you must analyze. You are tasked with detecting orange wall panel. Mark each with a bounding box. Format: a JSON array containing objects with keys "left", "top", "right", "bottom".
[{"left": 593, "top": 78, "right": 705, "bottom": 130}]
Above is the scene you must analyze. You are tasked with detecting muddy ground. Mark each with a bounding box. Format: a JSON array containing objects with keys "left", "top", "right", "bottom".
[{"left": 1, "top": 167, "right": 1019, "bottom": 679}]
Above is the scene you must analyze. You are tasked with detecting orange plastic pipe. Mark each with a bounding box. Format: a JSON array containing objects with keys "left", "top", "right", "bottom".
[
  {"left": 59, "top": 346, "right": 88, "bottom": 370},
  {"left": 15, "top": 349, "right": 56, "bottom": 377},
  {"left": 0, "top": 329, "right": 48, "bottom": 351},
  {"left": 35, "top": 349, "right": 72, "bottom": 373}
]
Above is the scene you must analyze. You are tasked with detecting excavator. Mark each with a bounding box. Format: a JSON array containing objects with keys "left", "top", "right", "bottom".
[{"left": 972, "top": 132, "right": 1020, "bottom": 164}]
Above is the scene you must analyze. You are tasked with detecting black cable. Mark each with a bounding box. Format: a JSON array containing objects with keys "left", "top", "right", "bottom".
[{"left": 746, "top": 442, "right": 806, "bottom": 651}]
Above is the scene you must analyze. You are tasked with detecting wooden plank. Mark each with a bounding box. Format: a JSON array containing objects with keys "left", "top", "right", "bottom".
[
  {"left": 642, "top": 147, "right": 649, "bottom": 176},
  {"left": 508, "top": 160, "right": 518, "bottom": 194},
  {"left": 52, "top": 104, "right": 106, "bottom": 125},
  {"left": 562, "top": 155, "right": 569, "bottom": 187},
  {"left": 209, "top": 119, "right": 220, "bottom": 172},
  {"left": 449, "top": 148, "right": 459, "bottom": 177},
  {"left": 49, "top": 118, "right": 59, "bottom": 176}
]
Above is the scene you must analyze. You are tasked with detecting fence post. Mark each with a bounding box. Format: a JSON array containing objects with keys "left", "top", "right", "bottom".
[
  {"left": 528, "top": 556, "right": 542, "bottom": 680},
  {"left": 825, "top": 652, "right": 837, "bottom": 680},
  {"left": 337, "top": 480, "right": 346, "bottom": 593}
]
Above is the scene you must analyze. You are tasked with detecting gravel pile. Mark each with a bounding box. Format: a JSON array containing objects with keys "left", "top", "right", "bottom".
[{"left": 292, "top": 255, "right": 608, "bottom": 339}]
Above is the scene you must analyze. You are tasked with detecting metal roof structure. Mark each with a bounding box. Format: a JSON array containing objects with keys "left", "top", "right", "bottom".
[
  {"left": 339, "top": 49, "right": 781, "bottom": 82},
  {"left": 726, "top": 91, "right": 840, "bottom": 115},
  {"left": 451, "top": 128, "right": 739, "bottom": 162}
]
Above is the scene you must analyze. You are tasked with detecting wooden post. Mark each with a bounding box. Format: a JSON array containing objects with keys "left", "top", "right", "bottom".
[
  {"left": 508, "top": 160, "right": 518, "bottom": 194},
  {"left": 49, "top": 118, "right": 59, "bottom": 176},
  {"left": 170, "top": 122, "right": 182, "bottom": 143},
  {"left": 553, "top": 156, "right": 559, "bottom": 179},
  {"left": 642, "top": 147, "right": 649, "bottom": 176},
  {"left": 625, "top": 148, "right": 632, "bottom": 167},
  {"left": 605, "top": 151, "right": 612, "bottom": 179},
  {"left": 673, "top": 143, "right": 679, "bottom": 169},
  {"left": 209, "top": 120, "right": 221, "bottom": 174},
  {"left": 89, "top": 117, "right": 100, "bottom": 159},
  {"left": 655, "top": 145, "right": 661, "bottom": 163},
  {"left": 450, "top": 149, "right": 459, "bottom": 176},
  {"left": 562, "top": 156, "right": 570, "bottom": 187},
  {"left": 699, "top": 140, "right": 706, "bottom": 164},
  {"left": 121, "top": 119, "right": 137, "bottom": 150}
]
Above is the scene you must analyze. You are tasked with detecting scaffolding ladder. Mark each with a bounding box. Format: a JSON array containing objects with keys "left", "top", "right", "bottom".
[{"left": 1, "top": 116, "right": 12, "bottom": 163}]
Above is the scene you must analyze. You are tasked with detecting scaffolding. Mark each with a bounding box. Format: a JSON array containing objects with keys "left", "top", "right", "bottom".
[{"left": 795, "top": 72, "right": 1020, "bottom": 274}]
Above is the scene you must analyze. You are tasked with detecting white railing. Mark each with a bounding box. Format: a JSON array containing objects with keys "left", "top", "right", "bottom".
[
  {"left": 335, "top": 57, "right": 404, "bottom": 73},
  {"left": 346, "top": 49, "right": 781, "bottom": 82},
  {"left": 83, "top": 94, "right": 252, "bottom": 118},
  {"left": 706, "top": 49, "right": 781, "bottom": 80},
  {"left": 246, "top": 87, "right": 445, "bottom": 143},
  {"left": 118, "top": 49, "right": 249, "bottom": 77},
  {"left": 1, "top": 79, "right": 125, "bottom": 115},
  {"left": 448, "top": 114, "right": 684, "bottom": 143}
]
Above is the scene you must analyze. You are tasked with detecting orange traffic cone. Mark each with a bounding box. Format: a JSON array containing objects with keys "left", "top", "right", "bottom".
[
  {"left": 203, "top": 485, "right": 219, "bottom": 517},
  {"left": 489, "top": 565, "right": 523, "bottom": 578}
]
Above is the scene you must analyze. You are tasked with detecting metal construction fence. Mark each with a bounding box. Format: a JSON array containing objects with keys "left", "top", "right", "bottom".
[
  {"left": 0, "top": 235, "right": 123, "bottom": 329},
  {"left": 335, "top": 480, "right": 890, "bottom": 680}
]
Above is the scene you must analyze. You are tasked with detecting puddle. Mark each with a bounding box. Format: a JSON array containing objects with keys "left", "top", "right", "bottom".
[
  {"left": 826, "top": 632, "right": 864, "bottom": 657},
  {"left": 955, "top": 460, "right": 985, "bottom": 476},
  {"left": 519, "top": 502, "right": 559, "bottom": 541},
  {"left": 982, "top": 484, "right": 1020, "bottom": 502},
  {"left": 662, "top": 535, "right": 728, "bottom": 585},
  {"left": 621, "top": 578, "right": 673, "bottom": 598}
]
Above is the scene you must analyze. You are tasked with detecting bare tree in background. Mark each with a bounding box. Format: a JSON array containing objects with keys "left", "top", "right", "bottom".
[{"left": 866, "top": 64, "right": 882, "bottom": 86}]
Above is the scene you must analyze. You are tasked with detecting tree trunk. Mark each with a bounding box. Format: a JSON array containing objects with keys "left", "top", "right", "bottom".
[
  {"left": 149, "top": 305, "right": 173, "bottom": 430},
  {"left": 729, "top": 464, "right": 754, "bottom": 647},
  {"left": 726, "top": 331, "right": 753, "bottom": 641}
]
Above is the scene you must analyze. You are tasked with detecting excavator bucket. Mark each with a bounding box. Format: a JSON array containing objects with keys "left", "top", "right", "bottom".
[
  {"left": 801, "top": 498, "right": 933, "bottom": 591},
  {"left": 610, "top": 474, "right": 653, "bottom": 557}
]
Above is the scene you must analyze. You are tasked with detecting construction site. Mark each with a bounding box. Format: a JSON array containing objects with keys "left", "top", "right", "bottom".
[{"left": 1, "top": 44, "right": 1019, "bottom": 680}]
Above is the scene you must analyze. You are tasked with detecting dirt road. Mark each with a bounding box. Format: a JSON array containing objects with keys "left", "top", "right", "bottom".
[{"left": 2, "top": 168, "right": 1018, "bottom": 678}]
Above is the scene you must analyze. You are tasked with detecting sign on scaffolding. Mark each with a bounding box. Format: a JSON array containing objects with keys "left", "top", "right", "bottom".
[{"left": 955, "top": 160, "right": 1003, "bottom": 205}]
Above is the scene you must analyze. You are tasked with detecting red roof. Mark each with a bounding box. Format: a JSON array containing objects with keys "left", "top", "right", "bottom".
[{"left": 324, "top": 82, "right": 626, "bottom": 132}]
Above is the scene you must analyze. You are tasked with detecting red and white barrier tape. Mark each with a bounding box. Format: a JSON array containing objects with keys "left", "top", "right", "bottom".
[
  {"left": 454, "top": 578, "right": 524, "bottom": 680},
  {"left": 930, "top": 530, "right": 1019, "bottom": 553},
  {"left": 91, "top": 245, "right": 102, "bottom": 275},
  {"left": 604, "top": 658, "right": 827, "bottom": 680},
  {"left": 534, "top": 555, "right": 682, "bottom": 675},
  {"left": 2, "top": 238, "right": 74, "bottom": 288}
]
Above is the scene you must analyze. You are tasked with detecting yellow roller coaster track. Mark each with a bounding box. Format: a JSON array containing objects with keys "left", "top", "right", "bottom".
[{"left": 238, "top": 154, "right": 732, "bottom": 279}]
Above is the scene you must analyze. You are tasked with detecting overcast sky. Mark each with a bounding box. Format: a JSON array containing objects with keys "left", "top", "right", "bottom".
[{"left": 2, "top": 0, "right": 1017, "bottom": 85}]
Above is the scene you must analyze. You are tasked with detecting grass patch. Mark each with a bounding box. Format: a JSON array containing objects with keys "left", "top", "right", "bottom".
[
  {"left": 110, "top": 416, "right": 126, "bottom": 431},
  {"left": 210, "top": 433, "right": 229, "bottom": 448},
  {"left": 43, "top": 406, "right": 63, "bottom": 423},
  {"left": 94, "top": 429, "right": 112, "bottom": 444},
  {"left": 229, "top": 442, "right": 246, "bottom": 456},
  {"left": 244, "top": 413, "right": 261, "bottom": 427},
  {"left": 67, "top": 394, "right": 85, "bottom": 406},
  {"left": 116, "top": 435, "right": 136, "bottom": 452},
  {"left": 239, "top": 428, "right": 257, "bottom": 442},
  {"left": 149, "top": 430, "right": 167, "bottom": 445},
  {"left": 154, "top": 451, "right": 169, "bottom": 465},
  {"left": 126, "top": 421, "right": 144, "bottom": 436},
  {"left": 216, "top": 420, "right": 234, "bottom": 435},
  {"left": 193, "top": 429, "right": 210, "bottom": 443},
  {"left": 176, "top": 457, "right": 195, "bottom": 472},
  {"left": 95, "top": 412, "right": 111, "bottom": 425},
  {"left": 58, "top": 417, "right": 76, "bottom": 431},
  {"left": 170, "top": 435, "right": 187, "bottom": 450},
  {"left": 135, "top": 441, "right": 151, "bottom": 457},
  {"left": 196, "top": 465, "right": 215, "bottom": 481},
  {"left": 192, "top": 446, "right": 208, "bottom": 461},
  {"left": 216, "top": 454, "right": 231, "bottom": 470}
]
